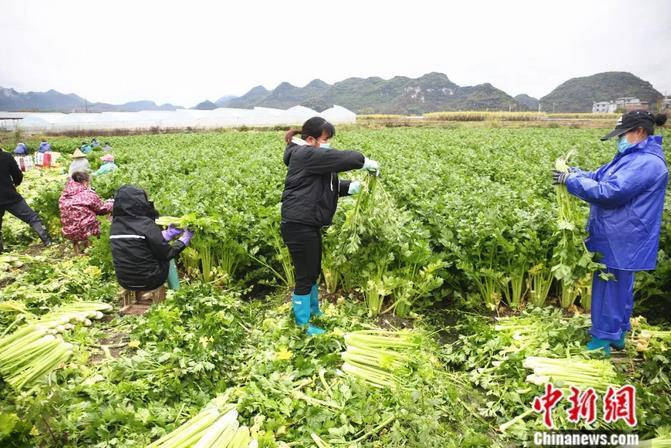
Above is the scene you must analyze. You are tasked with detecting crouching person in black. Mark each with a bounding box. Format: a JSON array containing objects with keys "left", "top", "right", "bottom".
[{"left": 110, "top": 185, "right": 193, "bottom": 314}]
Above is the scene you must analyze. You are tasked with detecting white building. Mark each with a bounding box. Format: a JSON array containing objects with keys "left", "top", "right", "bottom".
[
  {"left": 592, "top": 97, "right": 646, "bottom": 113},
  {"left": 592, "top": 101, "right": 616, "bottom": 113}
]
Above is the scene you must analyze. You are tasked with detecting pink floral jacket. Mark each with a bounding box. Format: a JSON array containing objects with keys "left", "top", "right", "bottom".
[{"left": 59, "top": 180, "right": 112, "bottom": 241}]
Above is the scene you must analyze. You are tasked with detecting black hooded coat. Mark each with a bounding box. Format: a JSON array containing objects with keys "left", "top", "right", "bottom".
[{"left": 110, "top": 185, "right": 185, "bottom": 290}]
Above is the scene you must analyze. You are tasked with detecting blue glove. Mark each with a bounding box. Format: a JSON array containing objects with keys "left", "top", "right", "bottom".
[
  {"left": 552, "top": 170, "right": 570, "bottom": 185},
  {"left": 178, "top": 229, "right": 194, "bottom": 246},
  {"left": 162, "top": 224, "right": 183, "bottom": 241},
  {"left": 362, "top": 157, "right": 380, "bottom": 176},
  {"left": 348, "top": 181, "right": 362, "bottom": 195}
]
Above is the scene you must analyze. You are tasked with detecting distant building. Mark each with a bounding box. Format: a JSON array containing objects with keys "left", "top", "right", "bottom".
[
  {"left": 592, "top": 101, "right": 617, "bottom": 113},
  {"left": 593, "top": 97, "right": 650, "bottom": 113},
  {"left": 615, "top": 97, "right": 649, "bottom": 111},
  {"left": 623, "top": 99, "right": 649, "bottom": 112},
  {"left": 614, "top": 97, "right": 636, "bottom": 106},
  {"left": 663, "top": 97, "right": 671, "bottom": 110}
]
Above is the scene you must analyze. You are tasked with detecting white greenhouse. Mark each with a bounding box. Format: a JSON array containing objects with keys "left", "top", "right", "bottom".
[{"left": 0, "top": 105, "right": 356, "bottom": 132}]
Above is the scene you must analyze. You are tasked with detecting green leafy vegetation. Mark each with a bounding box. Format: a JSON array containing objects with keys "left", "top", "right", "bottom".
[{"left": 0, "top": 126, "right": 669, "bottom": 446}]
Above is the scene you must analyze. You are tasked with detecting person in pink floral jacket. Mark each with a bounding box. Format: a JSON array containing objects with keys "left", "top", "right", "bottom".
[{"left": 59, "top": 172, "right": 113, "bottom": 254}]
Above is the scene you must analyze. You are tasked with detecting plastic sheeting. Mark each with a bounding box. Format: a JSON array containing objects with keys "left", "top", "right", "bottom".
[{"left": 0, "top": 105, "right": 356, "bottom": 132}]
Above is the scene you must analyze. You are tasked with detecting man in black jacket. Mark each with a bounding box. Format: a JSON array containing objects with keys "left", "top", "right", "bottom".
[
  {"left": 0, "top": 148, "right": 52, "bottom": 252},
  {"left": 110, "top": 185, "right": 193, "bottom": 292},
  {"left": 281, "top": 117, "right": 380, "bottom": 336}
]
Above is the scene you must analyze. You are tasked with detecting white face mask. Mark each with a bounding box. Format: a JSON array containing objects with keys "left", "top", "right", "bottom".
[{"left": 320, "top": 142, "right": 330, "bottom": 149}]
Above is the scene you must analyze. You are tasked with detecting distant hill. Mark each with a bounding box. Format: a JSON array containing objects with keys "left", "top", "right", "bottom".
[
  {"left": 224, "top": 86, "right": 270, "bottom": 109},
  {"left": 227, "top": 72, "right": 524, "bottom": 114},
  {"left": 514, "top": 94, "right": 540, "bottom": 110},
  {"left": 540, "top": 72, "right": 664, "bottom": 112},
  {"left": 215, "top": 95, "right": 237, "bottom": 107},
  {"left": 192, "top": 100, "right": 218, "bottom": 110},
  {"left": 2, "top": 71, "right": 665, "bottom": 115},
  {"left": 0, "top": 87, "right": 86, "bottom": 112},
  {"left": 88, "top": 100, "right": 180, "bottom": 112},
  {"left": 0, "top": 87, "right": 182, "bottom": 112}
]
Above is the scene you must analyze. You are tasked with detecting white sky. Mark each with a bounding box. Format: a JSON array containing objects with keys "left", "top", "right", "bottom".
[{"left": 1, "top": 0, "right": 669, "bottom": 108}]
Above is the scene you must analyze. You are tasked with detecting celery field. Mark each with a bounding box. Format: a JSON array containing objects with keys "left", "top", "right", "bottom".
[{"left": 1, "top": 127, "right": 670, "bottom": 447}]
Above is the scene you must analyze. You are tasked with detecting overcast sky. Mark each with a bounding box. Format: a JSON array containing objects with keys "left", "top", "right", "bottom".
[{"left": 1, "top": 0, "right": 669, "bottom": 107}]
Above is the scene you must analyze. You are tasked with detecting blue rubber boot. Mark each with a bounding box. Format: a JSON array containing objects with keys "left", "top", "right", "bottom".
[
  {"left": 306, "top": 324, "right": 326, "bottom": 336},
  {"left": 292, "top": 293, "right": 325, "bottom": 336},
  {"left": 611, "top": 332, "right": 626, "bottom": 350},
  {"left": 586, "top": 337, "right": 612, "bottom": 356},
  {"left": 310, "top": 284, "right": 323, "bottom": 317},
  {"left": 292, "top": 293, "right": 311, "bottom": 326}
]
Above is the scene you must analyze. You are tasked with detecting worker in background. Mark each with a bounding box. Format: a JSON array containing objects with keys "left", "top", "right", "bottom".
[
  {"left": 93, "top": 154, "right": 118, "bottom": 176},
  {"left": 553, "top": 111, "right": 668, "bottom": 355},
  {"left": 0, "top": 147, "right": 52, "bottom": 252},
  {"left": 38, "top": 140, "right": 52, "bottom": 153},
  {"left": 68, "top": 149, "right": 91, "bottom": 176},
  {"left": 13, "top": 143, "right": 28, "bottom": 155},
  {"left": 80, "top": 141, "right": 93, "bottom": 154},
  {"left": 12, "top": 143, "right": 33, "bottom": 171},
  {"left": 59, "top": 171, "right": 113, "bottom": 255}
]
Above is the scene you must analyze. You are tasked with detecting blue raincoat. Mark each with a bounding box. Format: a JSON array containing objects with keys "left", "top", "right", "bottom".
[
  {"left": 566, "top": 135, "right": 668, "bottom": 341},
  {"left": 38, "top": 142, "right": 51, "bottom": 153},
  {"left": 14, "top": 143, "right": 27, "bottom": 155},
  {"left": 566, "top": 135, "right": 668, "bottom": 271},
  {"left": 93, "top": 162, "right": 118, "bottom": 176}
]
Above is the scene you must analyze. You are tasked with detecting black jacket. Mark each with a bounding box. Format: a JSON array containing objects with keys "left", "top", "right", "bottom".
[
  {"left": 0, "top": 151, "right": 24, "bottom": 206},
  {"left": 281, "top": 142, "right": 365, "bottom": 227},
  {"left": 110, "top": 185, "right": 185, "bottom": 290}
]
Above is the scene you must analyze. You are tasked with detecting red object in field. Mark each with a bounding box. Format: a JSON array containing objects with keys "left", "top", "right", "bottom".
[
  {"left": 19, "top": 157, "right": 26, "bottom": 172},
  {"left": 603, "top": 385, "right": 637, "bottom": 427},
  {"left": 533, "top": 383, "right": 564, "bottom": 429},
  {"left": 567, "top": 386, "right": 597, "bottom": 424},
  {"left": 43, "top": 152, "right": 52, "bottom": 168}
]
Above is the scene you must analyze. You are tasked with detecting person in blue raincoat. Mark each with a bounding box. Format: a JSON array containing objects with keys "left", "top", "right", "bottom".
[
  {"left": 93, "top": 154, "right": 118, "bottom": 176},
  {"left": 553, "top": 110, "right": 669, "bottom": 355},
  {"left": 38, "top": 140, "right": 52, "bottom": 153},
  {"left": 14, "top": 143, "right": 28, "bottom": 155},
  {"left": 80, "top": 141, "right": 93, "bottom": 154}
]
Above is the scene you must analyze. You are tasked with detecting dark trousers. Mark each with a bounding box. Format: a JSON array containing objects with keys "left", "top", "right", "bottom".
[
  {"left": 0, "top": 198, "right": 41, "bottom": 233},
  {"left": 280, "top": 221, "right": 321, "bottom": 295}
]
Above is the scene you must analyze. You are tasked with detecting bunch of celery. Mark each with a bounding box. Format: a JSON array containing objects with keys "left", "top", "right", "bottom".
[
  {"left": 523, "top": 356, "right": 618, "bottom": 391},
  {"left": 632, "top": 329, "right": 671, "bottom": 352},
  {"left": 493, "top": 310, "right": 589, "bottom": 349},
  {"left": 156, "top": 216, "right": 188, "bottom": 228},
  {"left": 0, "top": 254, "right": 28, "bottom": 271},
  {"left": 0, "top": 329, "right": 72, "bottom": 390},
  {"left": 0, "top": 300, "right": 32, "bottom": 315},
  {"left": 34, "top": 301, "right": 113, "bottom": 329},
  {"left": 551, "top": 150, "right": 602, "bottom": 309},
  {"left": 341, "top": 330, "right": 418, "bottom": 388},
  {"left": 0, "top": 301, "right": 112, "bottom": 390},
  {"left": 147, "top": 397, "right": 258, "bottom": 448},
  {"left": 639, "top": 426, "right": 671, "bottom": 448}
]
